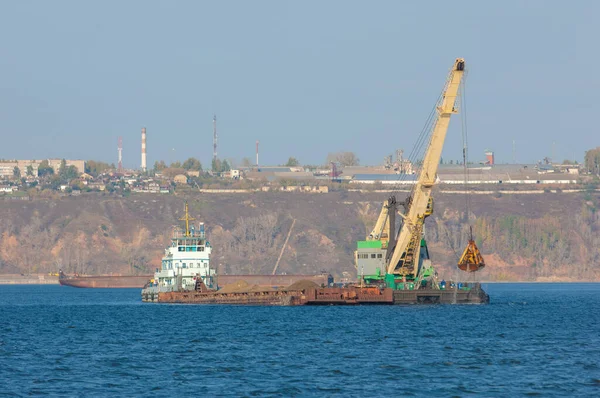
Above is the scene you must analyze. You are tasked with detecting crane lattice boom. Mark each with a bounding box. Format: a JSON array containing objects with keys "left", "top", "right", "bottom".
[{"left": 386, "top": 58, "right": 465, "bottom": 276}]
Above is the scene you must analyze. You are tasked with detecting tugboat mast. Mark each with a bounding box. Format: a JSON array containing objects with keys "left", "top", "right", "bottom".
[{"left": 180, "top": 202, "right": 195, "bottom": 237}]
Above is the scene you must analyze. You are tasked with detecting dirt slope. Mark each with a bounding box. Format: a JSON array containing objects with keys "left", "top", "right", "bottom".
[{"left": 0, "top": 189, "right": 598, "bottom": 281}]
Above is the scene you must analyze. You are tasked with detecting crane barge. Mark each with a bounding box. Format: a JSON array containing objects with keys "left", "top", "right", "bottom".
[
  {"left": 142, "top": 58, "right": 488, "bottom": 305},
  {"left": 354, "top": 57, "right": 489, "bottom": 304}
]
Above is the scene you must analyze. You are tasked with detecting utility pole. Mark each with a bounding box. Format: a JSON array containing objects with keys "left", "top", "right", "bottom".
[
  {"left": 512, "top": 139, "right": 516, "bottom": 164},
  {"left": 213, "top": 115, "right": 217, "bottom": 169}
]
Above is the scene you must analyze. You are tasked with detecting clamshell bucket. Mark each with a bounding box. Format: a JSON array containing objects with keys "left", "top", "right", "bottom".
[{"left": 457, "top": 239, "right": 485, "bottom": 272}]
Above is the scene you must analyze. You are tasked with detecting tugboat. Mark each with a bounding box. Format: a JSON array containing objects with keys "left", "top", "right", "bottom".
[{"left": 141, "top": 202, "right": 217, "bottom": 302}]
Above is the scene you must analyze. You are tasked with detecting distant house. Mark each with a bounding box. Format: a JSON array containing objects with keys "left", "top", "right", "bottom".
[
  {"left": 148, "top": 182, "right": 160, "bottom": 192},
  {"left": 186, "top": 170, "right": 201, "bottom": 177},
  {"left": 0, "top": 185, "right": 15, "bottom": 193},
  {"left": 278, "top": 185, "right": 328, "bottom": 193},
  {"left": 223, "top": 169, "right": 240, "bottom": 179},
  {"left": 303, "top": 186, "right": 329, "bottom": 193},
  {"left": 174, "top": 174, "right": 188, "bottom": 184},
  {"left": 536, "top": 164, "right": 555, "bottom": 174},
  {"left": 554, "top": 164, "right": 580, "bottom": 175},
  {"left": 88, "top": 182, "right": 106, "bottom": 191}
]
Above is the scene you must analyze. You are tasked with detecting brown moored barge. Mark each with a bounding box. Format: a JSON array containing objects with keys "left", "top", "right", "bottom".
[
  {"left": 59, "top": 272, "right": 152, "bottom": 288},
  {"left": 59, "top": 271, "right": 332, "bottom": 289}
]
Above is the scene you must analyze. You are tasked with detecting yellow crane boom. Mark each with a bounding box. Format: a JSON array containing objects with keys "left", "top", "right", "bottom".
[{"left": 386, "top": 58, "right": 466, "bottom": 276}]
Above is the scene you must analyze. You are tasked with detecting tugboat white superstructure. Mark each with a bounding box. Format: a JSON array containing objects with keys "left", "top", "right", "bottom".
[{"left": 142, "top": 202, "right": 217, "bottom": 302}]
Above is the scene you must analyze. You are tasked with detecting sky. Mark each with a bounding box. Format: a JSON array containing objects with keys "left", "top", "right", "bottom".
[{"left": 0, "top": 0, "right": 598, "bottom": 168}]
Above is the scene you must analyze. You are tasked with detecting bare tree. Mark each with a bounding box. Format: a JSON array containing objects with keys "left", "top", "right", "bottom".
[{"left": 326, "top": 152, "right": 359, "bottom": 167}]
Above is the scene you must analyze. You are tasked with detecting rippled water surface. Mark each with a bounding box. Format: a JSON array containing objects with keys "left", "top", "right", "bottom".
[{"left": 1, "top": 284, "right": 599, "bottom": 397}]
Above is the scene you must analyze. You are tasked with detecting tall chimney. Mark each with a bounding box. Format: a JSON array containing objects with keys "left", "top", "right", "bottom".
[
  {"left": 118, "top": 136, "right": 123, "bottom": 173},
  {"left": 141, "top": 127, "right": 147, "bottom": 172},
  {"left": 256, "top": 140, "right": 259, "bottom": 166}
]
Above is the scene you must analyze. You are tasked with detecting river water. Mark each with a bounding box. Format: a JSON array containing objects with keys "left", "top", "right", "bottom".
[{"left": 1, "top": 284, "right": 599, "bottom": 397}]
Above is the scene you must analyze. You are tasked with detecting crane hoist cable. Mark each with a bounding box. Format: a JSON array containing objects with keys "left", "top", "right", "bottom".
[
  {"left": 461, "top": 74, "right": 471, "bottom": 224},
  {"left": 388, "top": 100, "right": 437, "bottom": 194},
  {"left": 457, "top": 75, "right": 485, "bottom": 272}
]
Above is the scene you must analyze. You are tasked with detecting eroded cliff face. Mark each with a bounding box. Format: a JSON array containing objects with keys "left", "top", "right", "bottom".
[{"left": 0, "top": 190, "right": 598, "bottom": 281}]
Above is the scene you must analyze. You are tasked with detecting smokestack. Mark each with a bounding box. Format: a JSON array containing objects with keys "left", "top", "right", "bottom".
[
  {"left": 118, "top": 136, "right": 123, "bottom": 173},
  {"left": 141, "top": 127, "right": 147, "bottom": 172},
  {"left": 256, "top": 140, "right": 259, "bottom": 166}
]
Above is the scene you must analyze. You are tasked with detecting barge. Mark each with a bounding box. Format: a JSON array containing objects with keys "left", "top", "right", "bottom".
[
  {"left": 59, "top": 272, "right": 151, "bottom": 288},
  {"left": 59, "top": 272, "right": 331, "bottom": 289},
  {"left": 140, "top": 203, "right": 488, "bottom": 305},
  {"left": 142, "top": 277, "right": 488, "bottom": 305}
]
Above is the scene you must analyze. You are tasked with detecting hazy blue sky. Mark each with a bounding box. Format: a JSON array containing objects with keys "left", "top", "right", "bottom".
[{"left": 0, "top": 0, "right": 597, "bottom": 168}]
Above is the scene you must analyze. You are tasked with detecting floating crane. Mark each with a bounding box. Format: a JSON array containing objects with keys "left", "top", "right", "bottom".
[{"left": 356, "top": 58, "right": 484, "bottom": 289}]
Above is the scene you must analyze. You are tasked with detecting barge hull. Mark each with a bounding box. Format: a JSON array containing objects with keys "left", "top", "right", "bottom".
[
  {"left": 144, "top": 284, "right": 489, "bottom": 305},
  {"left": 61, "top": 273, "right": 331, "bottom": 289},
  {"left": 393, "top": 284, "right": 489, "bottom": 304},
  {"left": 60, "top": 275, "right": 151, "bottom": 288},
  {"left": 147, "top": 290, "right": 306, "bottom": 305}
]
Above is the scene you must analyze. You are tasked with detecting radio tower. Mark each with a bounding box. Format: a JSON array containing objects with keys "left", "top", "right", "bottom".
[
  {"left": 213, "top": 115, "right": 217, "bottom": 168},
  {"left": 117, "top": 136, "right": 123, "bottom": 173}
]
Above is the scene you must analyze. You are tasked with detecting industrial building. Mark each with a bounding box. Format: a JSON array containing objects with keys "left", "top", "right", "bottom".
[{"left": 346, "top": 164, "right": 580, "bottom": 185}]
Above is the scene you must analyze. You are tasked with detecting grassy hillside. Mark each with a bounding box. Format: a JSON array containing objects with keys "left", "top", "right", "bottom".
[{"left": 0, "top": 189, "right": 598, "bottom": 281}]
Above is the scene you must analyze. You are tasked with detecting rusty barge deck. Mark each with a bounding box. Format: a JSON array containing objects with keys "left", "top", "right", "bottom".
[{"left": 143, "top": 284, "right": 489, "bottom": 305}]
